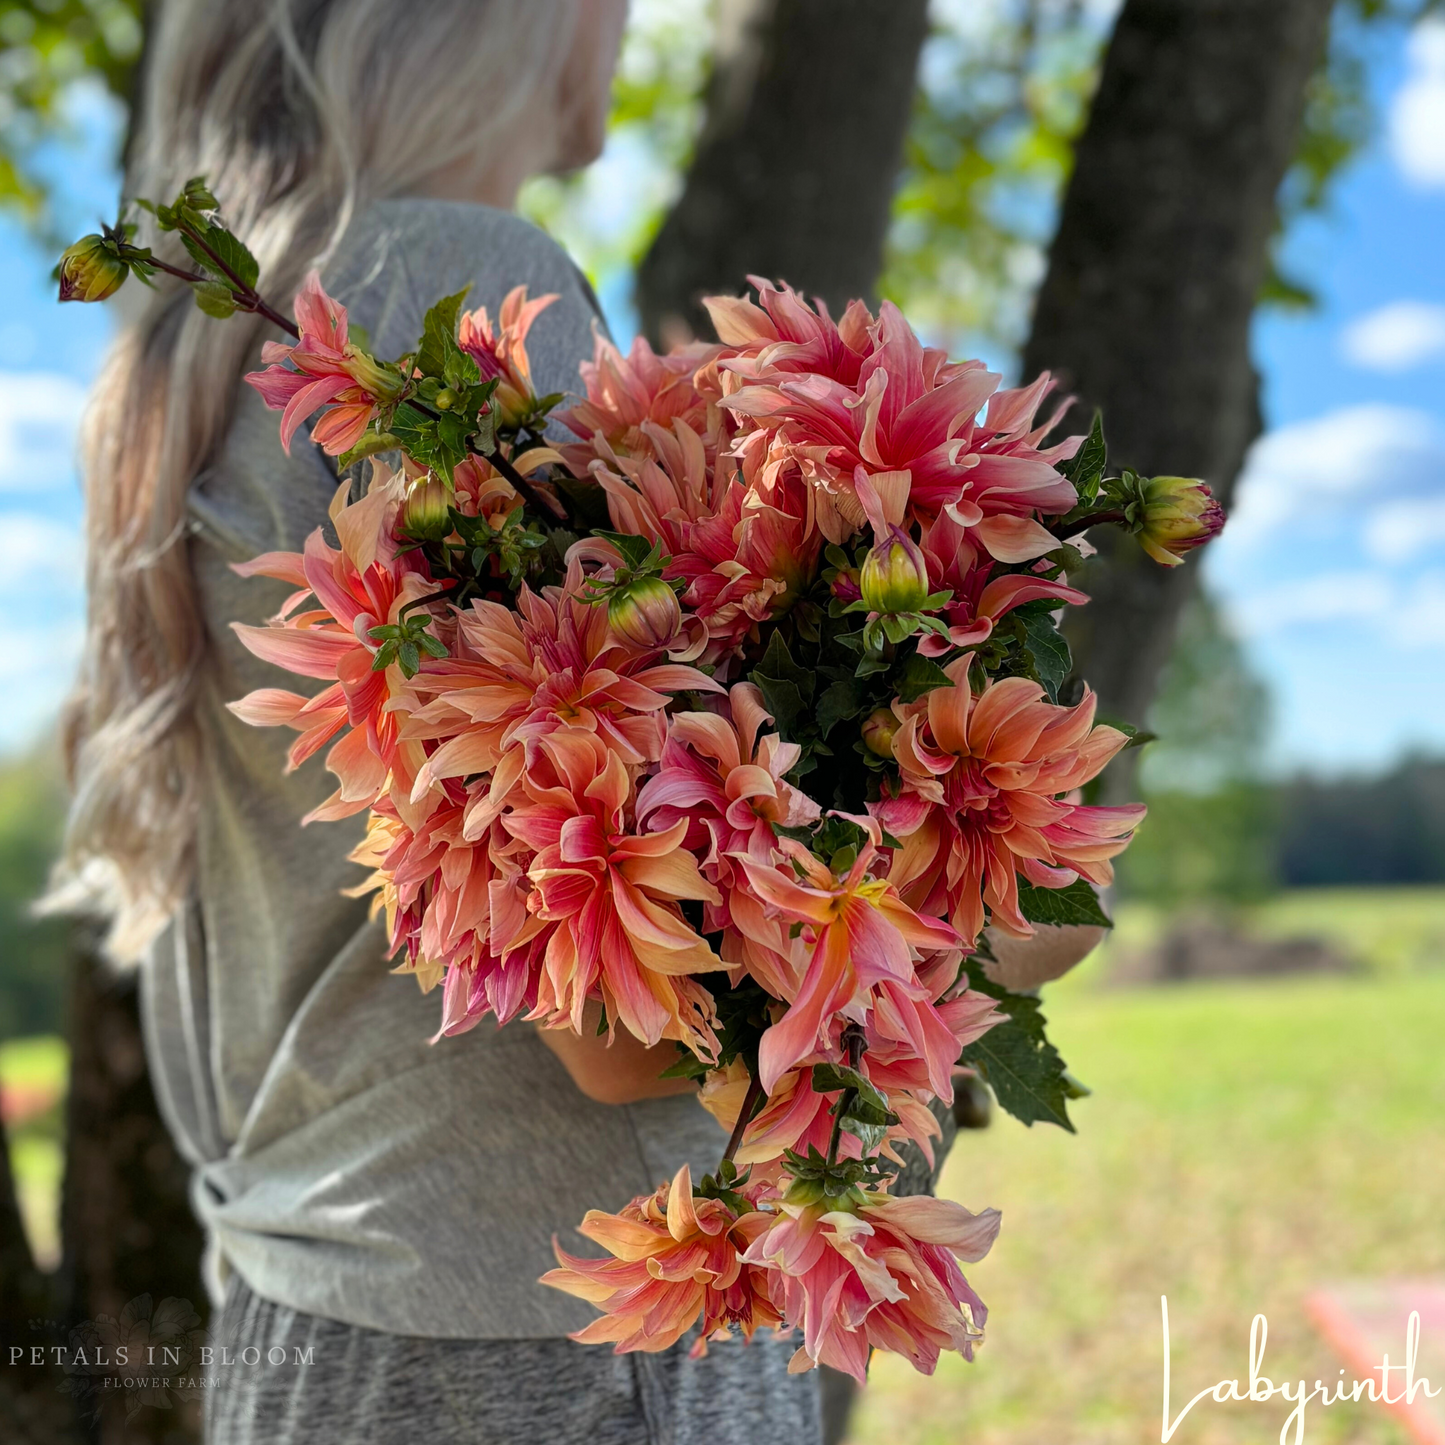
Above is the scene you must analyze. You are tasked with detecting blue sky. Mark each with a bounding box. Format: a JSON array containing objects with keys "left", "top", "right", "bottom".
[
  {"left": 1209, "top": 16, "right": 1445, "bottom": 774},
  {"left": 3, "top": 13, "right": 1445, "bottom": 778}
]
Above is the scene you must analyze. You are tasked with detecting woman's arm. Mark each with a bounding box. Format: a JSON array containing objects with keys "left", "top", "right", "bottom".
[
  {"left": 982, "top": 922, "right": 1105, "bottom": 993},
  {"left": 536, "top": 1004, "right": 699, "bottom": 1105}
]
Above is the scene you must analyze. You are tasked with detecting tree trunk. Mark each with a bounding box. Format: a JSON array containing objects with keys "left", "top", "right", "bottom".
[
  {"left": 0, "top": 1114, "right": 84, "bottom": 1444},
  {"left": 57, "top": 941, "right": 207, "bottom": 1445},
  {"left": 0, "top": 938, "right": 210, "bottom": 1445},
  {"left": 635, "top": 0, "right": 930, "bottom": 344},
  {"left": 1021, "top": 0, "right": 1334, "bottom": 795}
]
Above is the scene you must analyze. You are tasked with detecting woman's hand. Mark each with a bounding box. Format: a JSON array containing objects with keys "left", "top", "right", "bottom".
[
  {"left": 535, "top": 1003, "right": 699, "bottom": 1106},
  {"left": 982, "top": 922, "right": 1106, "bottom": 993}
]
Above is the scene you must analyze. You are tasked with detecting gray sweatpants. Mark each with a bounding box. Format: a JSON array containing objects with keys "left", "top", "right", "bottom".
[{"left": 205, "top": 1277, "right": 823, "bottom": 1445}]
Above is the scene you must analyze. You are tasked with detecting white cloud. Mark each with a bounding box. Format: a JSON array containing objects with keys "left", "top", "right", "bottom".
[
  {"left": 1221, "top": 404, "right": 1445, "bottom": 553},
  {"left": 0, "top": 514, "right": 83, "bottom": 594},
  {"left": 1396, "top": 570, "right": 1445, "bottom": 645},
  {"left": 1226, "top": 570, "right": 1394, "bottom": 637},
  {"left": 0, "top": 513, "right": 84, "bottom": 756},
  {"left": 1363, "top": 495, "right": 1445, "bottom": 563},
  {"left": 1224, "top": 567, "right": 1445, "bottom": 651},
  {"left": 0, "top": 617, "right": 83, "bottom": 756},
  {"left": 1339, "top": 301, "right": 1445, "bottom": 371},
  {"left": 0, "top": 371, "right": 89, "bottom": 495},
  {"left": 1390, "top": 18, "right": 1445, "bottom": 188}
]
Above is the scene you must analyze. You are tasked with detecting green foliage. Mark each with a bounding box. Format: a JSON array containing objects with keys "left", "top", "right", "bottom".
[
  {"left": 1017, "top": 876, "right": 1113, "bottom": 929},
  {"left": 958, "top": 958, "right": 1077, "bottom": 1131},
  {"left": 414, "top": 288, "right": 473, "bottom": 382},
  {"left": 1139, "top": 591, "right": 1271, "bottom": 795},
  {"left": 1018, "top": 609, "right": 1071, "bottom": 702},
  {"left": 367, "top": 614, "right": 447, "bottom": 678},
  {"left": 0, "top": 750, "right": 70, "bottom": 1038},
  {"left": 883, "top": 3, "right": 1105, "bottom": 348},
  {"left": 1115, "top": 783, "right": 1280, "bottom": 908},
  {"left": 0, "top": 0, "right": 144, "bottom": 228},
  {"left": 894, "top": 652, "right": 952, "bottom": 704},
  {"left": 1115, "top": 590, "right": 1279, "bottom": 907},
  {"left": 1066, "top": 412, "right": 1107, "bottom": 504},
  {"left": 749, "top": 631, "right": 816, "bottom": 746}
]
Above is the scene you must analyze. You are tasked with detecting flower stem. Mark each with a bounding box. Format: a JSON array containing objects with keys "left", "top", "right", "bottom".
[
  {"left": 721, "top": 1070, "right": 766, "bottom": 1166},
  {"left": 146, "top": 221, "right": 576, "bottom": 527},
  {"left": 479, "top": 444, "right": 569, "bottom": 524},
  {"left": 826, "top": 1024, "right": 869, "bottom": 1167},
  {"left": 178, "top": 223, "right": 301, "bottom": 338},
  {"left": 138, "top": 254, "right": 209, "bottom": 288},
  {"left": 825, "top": 1093, "right": 853, "bottom": 1167},
  {"left": 1049, "top": 508, "right": 1128, "bottom": 543}
]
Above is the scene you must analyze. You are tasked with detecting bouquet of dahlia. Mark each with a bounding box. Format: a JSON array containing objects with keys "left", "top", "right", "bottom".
[{"left": 60, "top": 185, "right": 1222, "bottom": 1381}]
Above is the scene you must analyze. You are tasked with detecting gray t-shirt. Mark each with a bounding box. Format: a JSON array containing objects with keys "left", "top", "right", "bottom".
[{"left": 141, "top": 199, "right": 727, "bottom": 1339}]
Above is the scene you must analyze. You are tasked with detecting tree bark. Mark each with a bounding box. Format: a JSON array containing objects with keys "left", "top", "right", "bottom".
[
  {"left": 58, "top": 941, "right": 207, "bottom": 1445},
  {"left": 635, "top": 0, "right": 930, "bottom": 344},
  {"left": 0, "top": 1114, "right": 84, "bottom": 1444},
  {"left": 1021, "top": 0, "right": 1334, "bottom": 795},
  {"left": 0, "top": 938, "right": 211, "bottom": 1445}
]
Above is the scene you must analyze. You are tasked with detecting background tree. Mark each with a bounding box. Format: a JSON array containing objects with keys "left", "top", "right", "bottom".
[
  {"left": 0, "top": 0, "right": 145, "bottom": 235},
  {"left": 1022, "top": 0, "right": 1336, "bottom": 799},
  {"left": 634, "top": 0, "right": 932, "bottom": 339}
]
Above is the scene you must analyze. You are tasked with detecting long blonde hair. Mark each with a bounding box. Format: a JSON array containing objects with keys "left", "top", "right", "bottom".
[{"left": 56, "top": 0, "right": 580, "bottom": 962}]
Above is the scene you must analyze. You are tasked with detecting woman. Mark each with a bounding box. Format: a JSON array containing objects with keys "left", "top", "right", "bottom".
[{"left": 59, "top": 2, "right": 1099, "bottom": 1441}]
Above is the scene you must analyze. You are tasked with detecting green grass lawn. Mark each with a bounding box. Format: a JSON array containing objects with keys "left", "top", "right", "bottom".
[
  {"left": 849, "top": 967, "right": 1445, "bottom": 1445},
  {"left": 1091, "top": 886, "right": 1445, "bottom": 980}
]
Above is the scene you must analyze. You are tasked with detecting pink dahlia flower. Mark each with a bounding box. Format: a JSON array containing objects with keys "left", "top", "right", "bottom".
[
  {"left": 636, "top": 683, "right": 819, "bottom": 963},
  {"left": 703, "top": 276, "right": 875, "bottom": 391},
  {"left": 401, "top": 555, "right": 720, "bottom": 839},
  {"left": 558, "top": 330, "right": 724, "bottom": 474},
  {"left": 347, "top": 801, "right": 547, "bottom": 1035},
  {"left": 245, "top": 272, "right": 400, "bottom": 455},
  {"left": 742, "top": 1187, "right": 1001, "bottom": 1382},
  {"left": 457, "top": 284, "right": 557, "bottom": 425},
  {"left": 591, "top": 419, "right": 821, "bottom": 666},
  {"left": 228, "top": 469, "right": 430, "bottom": 821},
  {"left": 715, "top": 287, "right": 1079, "bottom": 560}
]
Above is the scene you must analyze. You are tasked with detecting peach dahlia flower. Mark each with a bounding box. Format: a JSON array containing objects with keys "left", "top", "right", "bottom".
[
  {"left": 737, "top": 819, "right": 960, "bottom": 1096},
  {"left": 876, "top": 661, "right": 1146, "bottom": 939},
  {"left": 542, "top": 1165, "right": 781, "bottom": 1356},
  {"left": 505, "top": 732, "right": 726, "bottom": 1051}
]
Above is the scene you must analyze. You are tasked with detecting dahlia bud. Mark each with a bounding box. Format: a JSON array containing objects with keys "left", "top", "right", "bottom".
[
  {"left": 1136, "top": 476, "right": 1225, "bottom": 566},
  {"left": 401, "top": 474, "right": 451, "bottom": 541},
  {"left": 608, "top": 575, "right": 682, "bottom": 651},
  {"left": 831, "top": 566, "right": 862, "bottom": 605},
  {"left": 859, "top": 527, "right": 930, "bottom": 614},
  {"left": 57, "top": 235, "right": 127, "bottom": 303},
  {"left": 341, "top": 342, "right": 406, "bottom": 403},
  {"left": 861, "top": 708, "right": 899, "bottom": 758}
]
